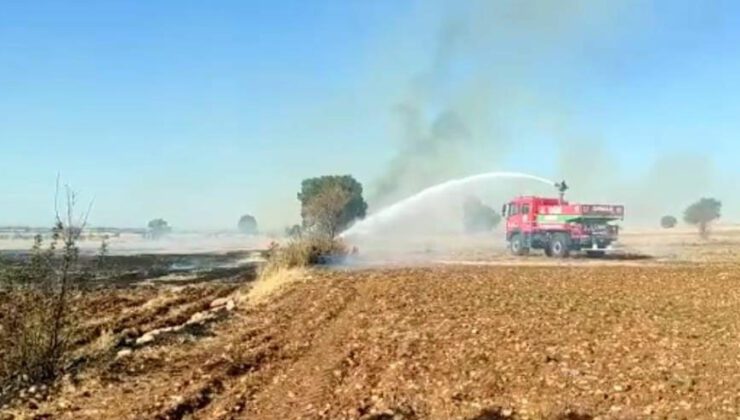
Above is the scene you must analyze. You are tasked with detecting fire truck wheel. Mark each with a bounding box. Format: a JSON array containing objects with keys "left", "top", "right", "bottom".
[
  {"left": 510, "top": 234, "right": 529, "bottom": 256},
  {"left": 544, "top": 246, "right": 553, "bottom": 257},
  {"left": 549, "top": 234, "right": 570, "bottom": 258}
]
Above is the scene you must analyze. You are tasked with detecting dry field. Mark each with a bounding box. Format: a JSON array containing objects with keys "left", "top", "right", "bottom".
[
  {"left": 2, "top": 228, "right": 740, "bottom": 419},
  {"left": 348, "top": 225, "right": 740, "bottom": 266}
]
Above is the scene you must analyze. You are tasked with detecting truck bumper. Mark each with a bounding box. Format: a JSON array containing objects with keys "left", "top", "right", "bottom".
[{"left": 574, "top": 236, "right": 615, "bottom": 250}]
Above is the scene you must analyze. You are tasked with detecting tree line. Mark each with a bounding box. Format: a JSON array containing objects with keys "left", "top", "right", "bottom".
[
  {"left": 142, "top": 179, "right": 722, "bottom": 240},
  {"left": 661, "top": 197, "right": 722, "bottom": 237}
]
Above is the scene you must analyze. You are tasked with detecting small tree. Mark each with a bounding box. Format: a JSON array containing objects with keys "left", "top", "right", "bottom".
[
  {"left": 660, "top": 215, "right": 677, "bottom": 229},
  {"left": 298, "top": 175, "right": 368, "bottom": 238},
  {"left": 683, "top": 198, "right": 721, "bottom": 238},
  {"left": 1, "top": 182, "right": 96, "bottom": 401},
  {"left": 237, "top": 214, "right": 258, "bottom": 235},
  {"left": 303, "top": 184, "right": 352, "bottom": 239},
  {"left": 462, "top": 196, "right": 501, "bottom": 233},
  {"left": 147, "top": 218, "right": 171, "bottom": 239}
]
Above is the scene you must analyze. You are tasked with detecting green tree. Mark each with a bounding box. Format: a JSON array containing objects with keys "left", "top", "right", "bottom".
[
  {"left": 683, "top": 198, "right": 721, "bottom": 238},
  {"left": 147, "top": 218, "right": 171, "bottom": 239},
  {"left": 303, "top": 184, "right": 351, "bottom": 239},
  {"left": 298, "top": 175, "right": 367, "bottom": 239},
  {"left": 462, "top": 196, "right": 501, "bottom": 233},
  {"left": 660, "top": 215, "right": 677, "bottom": 229},
  {"left": 237, "top": 214, "right": 258, "bottom": 235}
]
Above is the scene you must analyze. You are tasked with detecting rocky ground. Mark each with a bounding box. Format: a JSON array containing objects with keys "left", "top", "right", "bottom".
[{"left": 3, "top": 258, "right": 740, "bottom": 419}]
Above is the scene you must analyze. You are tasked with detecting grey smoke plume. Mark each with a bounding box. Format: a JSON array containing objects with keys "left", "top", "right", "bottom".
[
  {"left": 369, "top": 0, "right": 633, "bottom": 209},
  {"left": 373, "top": 108, "right": 473, "bottom": 207},
  {"left": 371, "top": 19, "right": 478, "bottom": 208},
  {"left": 368, "top": 0, "right": 737, "bottom": 226}
]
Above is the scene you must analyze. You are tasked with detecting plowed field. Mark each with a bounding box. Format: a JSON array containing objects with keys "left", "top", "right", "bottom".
[{"left": 5, "top": 262, "right": 740, "bottom": 419}]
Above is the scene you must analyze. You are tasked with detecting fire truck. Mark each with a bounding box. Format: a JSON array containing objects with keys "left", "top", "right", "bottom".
[{"left": 502, "top": 181, "right": 624, "bottom": 257}]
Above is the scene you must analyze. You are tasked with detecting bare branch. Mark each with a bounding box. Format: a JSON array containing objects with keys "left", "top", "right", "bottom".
[
  {"left": 78, "top": 197, "right": 95, "bottom": 232},
  {"left": 66, "top": 186, "right": 74, "bottom": 232},
  {"left": 54, "top": 172, "right": 61, "bottom": 225}
]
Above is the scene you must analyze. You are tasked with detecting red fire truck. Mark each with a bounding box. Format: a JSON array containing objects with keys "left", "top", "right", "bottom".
[{"left": 502, "top": 181, "right": 624, "bottom": 257}]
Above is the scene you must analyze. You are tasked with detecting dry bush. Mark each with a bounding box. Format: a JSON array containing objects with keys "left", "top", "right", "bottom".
[
  {"left": 0, "top": 184, "right": 97, "bottom": 403},
  {"left": 1, "top": 290, "right": 60, "bottom": 383},
  {"left": 0, "top": 237, "right": 81, "bottom": 401},
  {"left": 248, "top": 235, "right": 348, "bottom": 305},
  {"left": 263, "top": 236, "right": 348, "bottom": 274}
]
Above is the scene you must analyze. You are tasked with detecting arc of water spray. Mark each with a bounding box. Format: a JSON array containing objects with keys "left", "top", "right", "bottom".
[{"left": 341, "top": 171, "right": 555, "bottom": 238}]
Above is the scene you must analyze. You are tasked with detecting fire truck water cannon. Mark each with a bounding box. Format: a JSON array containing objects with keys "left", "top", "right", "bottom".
[
  {"left": 502, "top": 180, "right": 624, "bottom": 258},
  {"left": 554, "top": 180, "right": 568, "bottom": 202}
]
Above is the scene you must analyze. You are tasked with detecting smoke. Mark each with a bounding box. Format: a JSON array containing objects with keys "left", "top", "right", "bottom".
[
  {"left": 373, "top": 107, "right": 473, "bottom": 207},
  {"left": 370, "top": 18, "right": 477, "bottom": 207},
  {"left": 369, "top": 0, "right": 635, "bottom": 209},
  {"left": 367, "top": 0, "right": 737, "bottom": 227}
]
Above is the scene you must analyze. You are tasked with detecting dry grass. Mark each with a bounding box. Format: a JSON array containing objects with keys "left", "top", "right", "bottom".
[
  {"left": 0, "top": 291, "right": 65, "bottom": 389},
  {"left": 83, "top": 329, "right": 115, "bottom": 358},
  {"left": 262, "top": 236, "right": 347, "bottom": 274},
  {"left": 247, "top": 236, "right": 347, "bottom": 304},
  {"left": 245, "top": 267, "right": 307, "bottom": 304}
]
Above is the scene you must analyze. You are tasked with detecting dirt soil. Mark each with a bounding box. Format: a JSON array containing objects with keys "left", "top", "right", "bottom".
[{"left": 4, "top": 261, "right": 740, "bottom": 419}]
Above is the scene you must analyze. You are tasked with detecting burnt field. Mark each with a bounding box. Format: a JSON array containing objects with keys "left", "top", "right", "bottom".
[
  {"left": 0, "top": 250, "right": 263, "bottom": 288},
  {"left": 1, "top": 259, "right": 739, "bottom": 419}
]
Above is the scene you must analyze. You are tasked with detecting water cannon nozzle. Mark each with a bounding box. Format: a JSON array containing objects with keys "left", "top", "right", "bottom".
[
  {"left": 555, "top": 180, "right": 568, "bottom": 202},
  {"left": 555, "top": 180, "right": 568, "bottom": 193}
]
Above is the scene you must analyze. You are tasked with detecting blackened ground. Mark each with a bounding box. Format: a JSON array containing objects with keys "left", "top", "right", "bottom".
[{"left": 0, "top": 250, "right": 265, "bottom": 288}]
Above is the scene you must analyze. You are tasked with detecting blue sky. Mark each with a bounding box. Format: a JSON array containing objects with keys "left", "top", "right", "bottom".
[{"left": 1, "top": 0, "right": 739, "bottom": 229}]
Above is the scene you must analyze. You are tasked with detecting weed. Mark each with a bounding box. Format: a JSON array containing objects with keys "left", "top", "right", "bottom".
[{"left": 0, "top": 183, "right": 102, "bottom": 404}]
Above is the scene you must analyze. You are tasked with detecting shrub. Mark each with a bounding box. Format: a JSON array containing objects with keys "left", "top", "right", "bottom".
[
  {"left": 0, "top": 185, "right": 98, "bottom": 403},
  {"left": 238, "top": 214, "right": 258, "bottom": 235},
  {"left": 262, "top": 236, "right": 348, "bottom": 274},
  {"left": 660, "top": 215, "right": 677, "bottom": 229},
  {"left": 147, "top": 218, "right": 171, "bottom": 239}
]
